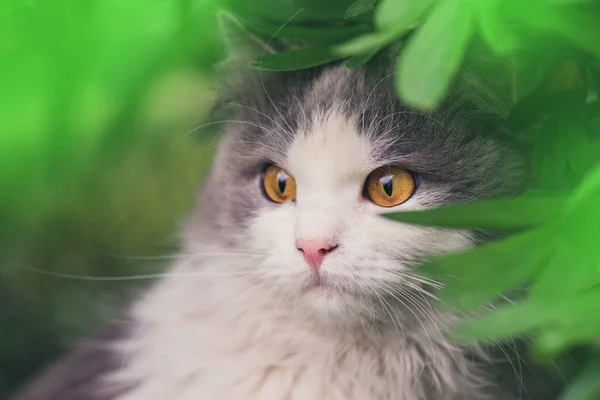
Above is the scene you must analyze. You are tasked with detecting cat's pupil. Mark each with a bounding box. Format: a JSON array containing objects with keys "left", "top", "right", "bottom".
[
  {"left": 381, "top": 175, "right": 393, "bottom": 197},
  {"left": 277, "top": 172, "right": 287, "bottom": 193}
]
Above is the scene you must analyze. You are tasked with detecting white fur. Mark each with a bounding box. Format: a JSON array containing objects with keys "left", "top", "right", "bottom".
[{"left": 108, "top": 109, "right": 490, "bottom": 400}]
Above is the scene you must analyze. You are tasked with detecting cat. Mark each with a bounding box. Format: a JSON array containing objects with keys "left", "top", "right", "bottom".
[{"left": 12, "top": 18, "right": 570, "bottom": 400}]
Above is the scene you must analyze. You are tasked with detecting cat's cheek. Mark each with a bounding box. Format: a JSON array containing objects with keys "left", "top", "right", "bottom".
[
  {"left": 244, "top": 205, "right": 307, "bottom": 275},
  {"left": 246, "top": 206, "right": 294, "bottom": 247}
]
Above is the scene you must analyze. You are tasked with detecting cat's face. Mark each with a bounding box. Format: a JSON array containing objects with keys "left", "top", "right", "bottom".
[
  {"left": 244, "top": 106, "right": 474, "bottom": 318},
  {"left": 190, "top": 62, "right": 525, "bottom": 325}
]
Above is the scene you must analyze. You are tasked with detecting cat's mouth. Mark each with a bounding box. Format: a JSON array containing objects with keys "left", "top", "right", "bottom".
[{"left": 300, "top": 274, "right": 354, "bottom": 298}]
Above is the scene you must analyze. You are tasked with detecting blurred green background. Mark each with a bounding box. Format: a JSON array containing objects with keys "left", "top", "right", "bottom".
[{"left": 0, "top": 0, "right": 224, "bottom": 396}]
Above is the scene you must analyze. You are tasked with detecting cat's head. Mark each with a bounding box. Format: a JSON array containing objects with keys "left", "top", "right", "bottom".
[{"left": 186, "top": 18, "right": 527, "bottom": 326}]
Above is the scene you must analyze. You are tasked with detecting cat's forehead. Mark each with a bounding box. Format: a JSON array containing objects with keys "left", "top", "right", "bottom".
[
  {"left": 285, "top": 65, "right": 410, "bottom": 178},
  {"left": 233, "top": 64, "right": 422, "bottom": 166},
  {"left": 287, "top": 108, "right": 373, "bottom": 185}
]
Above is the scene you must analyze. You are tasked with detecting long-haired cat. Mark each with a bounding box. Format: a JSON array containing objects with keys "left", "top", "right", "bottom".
[{"left": 12, "top": 17, "right": 569, "bottom": 400}]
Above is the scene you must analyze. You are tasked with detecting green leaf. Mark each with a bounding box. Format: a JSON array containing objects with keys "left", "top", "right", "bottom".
[
  {"left": 384, "top": 196, "right": 566, "bottom": 229},
  {"left": 222, "top": 0, "right": 328, "bottom": 23},
  {"left": 338, "top": 0, "right": 430, "bottom": 56},
  {"left": 529, "top": 199, "right": 600, "bottom": 304},
  {"left": 345, "top": 0, "right": 378, "bottom": 18},
  {"left": 527, "top": 242, "right": 585, "bottom": 301},
  {"left": 505, "top": 0, "right": 600, "bottom": 60},
  {"left": 558, "top": 358, "right": 600, "bottom": 400},
  {"left": 375, "top": 0, "right": 435, "bottom": 32},
  {"left": 536, "top": 304, "right": 600, "bottom": 355},
  {"left": 453, "top": 289, "right": 600, "bottom": 341},
  {"left": 252, "top": 46, "right": 345, "bottom": 71},
  {"left": 419, "top": 228, "right": 551, "bottom": 311},
  {"left": 567, "top": 161, "right": 600, "bottom": 212},
  {"left": 247, "top": 23, "right": 371, "bottom": 46},
  {"left": 473, "top": 0, "right": 519, "bottom": 55},
  {"left": 335, "top": 31, "right": 400, "bottom": 55},
  {"left": 344, "top": 46, "right": 381, "bottom": 69},
  {"left": 452, "top": 301, "right": 555, "bottom": 341},
  {"left": 396, "top": 0, "right": 474, "bottom": 109},
  {"left": 295, "top": 0, "right": 354, "bottom": 19}
]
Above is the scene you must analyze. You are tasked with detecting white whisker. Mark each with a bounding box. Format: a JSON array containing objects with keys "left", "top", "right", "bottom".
[
  {"left": 224, "top": 102, "right": 292, "bottom": 137},
  {"left": 19, "top": 262, "right": 302, "bottom": 282},
  {"left": 166, "top": 119, "right": 273, "bottom": 153},
  {"left": 98, "top": 249, "right": 270, "bottom": 261},
  {"left": 369, "top": 287, "right": 404, "bottom": 343}
]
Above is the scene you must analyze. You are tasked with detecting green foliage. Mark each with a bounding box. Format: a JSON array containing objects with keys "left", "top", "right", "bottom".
[
  {"left": 386, "top": 174, "right": 600, "bottom": 339},
  {"left": 374, "top": 0, "right": 434, "bottom": 32},
  {"left": 385, "top": 196, "right": 566, "bottom": 229},
  {"left": 394, "top": 0, "right": 473, "bottom": 108},
  {"left": 252, "top": 46, "right": 345, "bottom": 71},
  {"left": 345, "top": 0, "right": 378, "bottom": 18},
  {"left": 344, "top": 46, "right": 381, "bottom": 69},
  {"left": 236, "top": 0, "right": 600, "bottom": 112}
]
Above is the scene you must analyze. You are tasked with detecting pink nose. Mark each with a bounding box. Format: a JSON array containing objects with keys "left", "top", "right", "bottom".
[{"left": 295, "top": 239, "right": 338, "bottom": 272}]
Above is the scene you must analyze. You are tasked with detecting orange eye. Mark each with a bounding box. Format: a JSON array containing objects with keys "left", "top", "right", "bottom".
[
  {"left": 263, "top": 165, "right": 296, "bottom": 203},
  {"left": 364, "top": 167, "right": 416, "bottom": 207}
]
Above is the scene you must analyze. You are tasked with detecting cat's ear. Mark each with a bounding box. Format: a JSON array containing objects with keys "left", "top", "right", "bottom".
[
  {"left": 212, "top": 12, "right": 277, "bottom": 118},
  {"left": 217, "top": 12, "right": 276, "bottom": 64}
]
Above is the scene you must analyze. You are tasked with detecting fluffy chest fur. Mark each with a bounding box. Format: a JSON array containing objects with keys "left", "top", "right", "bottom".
[{"left": 109, "top": 259, "right": 488, "bottom": 400}]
